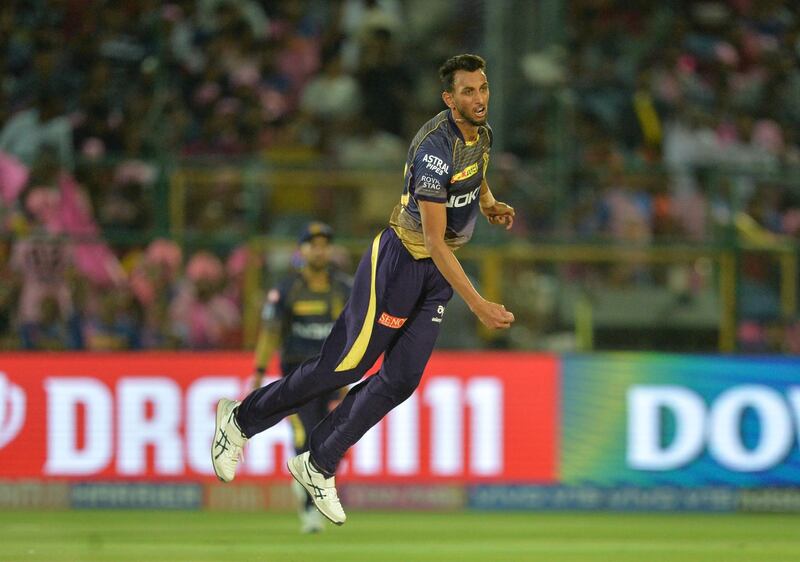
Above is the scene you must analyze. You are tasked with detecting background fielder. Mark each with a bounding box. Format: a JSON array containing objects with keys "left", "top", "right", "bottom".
[{"left": 251, "top": 222, "right": 351, "bottom": 533}]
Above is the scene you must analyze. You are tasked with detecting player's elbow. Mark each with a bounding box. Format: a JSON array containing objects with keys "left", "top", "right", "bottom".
[{"left": 424, "top": 234, "right": 447, "bottom": 257}]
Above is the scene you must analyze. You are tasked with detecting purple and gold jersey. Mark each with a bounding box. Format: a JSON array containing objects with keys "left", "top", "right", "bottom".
[
  {"left": 261, "top": 268, "right": 352, "bottom": 365},
  {"left": 389, "top": 109, "right": 492, "bottom": 259}
]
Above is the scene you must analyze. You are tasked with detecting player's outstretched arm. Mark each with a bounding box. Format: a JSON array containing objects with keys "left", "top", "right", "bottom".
[{"left": 419, "top": 200, "right": 514, "bottom": 330}]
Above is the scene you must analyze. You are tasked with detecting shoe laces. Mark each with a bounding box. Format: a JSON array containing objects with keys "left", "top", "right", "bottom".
[
  {"left": 214, "top": 424, "right": 244, "bottom": 463},
  {"left": 322, "top": 477, "right": 340, "bottom": 502},
  {"left": 306, "top": 461, "right": 339, "bottom": 501}
]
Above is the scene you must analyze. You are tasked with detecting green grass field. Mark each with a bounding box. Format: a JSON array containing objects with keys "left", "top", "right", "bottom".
[{"left": 1, "top": 510, "right": 799, "bottom": 562}]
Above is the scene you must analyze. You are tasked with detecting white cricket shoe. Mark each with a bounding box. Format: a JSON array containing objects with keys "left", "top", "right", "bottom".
[
  {"left": 300, "top": 507, "right": 325, "bottom": 534},
  {"left": 287, "top": 451, "right": 346, "bottom": 525},
  {"left": 211, "top": 399, "right": 247, "bottom": 482}
]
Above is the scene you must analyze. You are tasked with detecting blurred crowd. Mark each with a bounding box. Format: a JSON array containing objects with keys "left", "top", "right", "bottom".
[
  {"left": 0, "top": 222, "right": 258, "bottom": 351},
  {"left": 511, "top": 0, "right": 800, "bottom": 244},
  {"left": 0, "top": 0, "right": 477, "bottom": 351},
  {"left": 1, "top": 0, "right": 800, "bottom": 352},
  {"left": 0, "top": 0, "right": 477, "bottom": 163},
  {"left": 513, "top": 0, "right": 800, "bottom": 352}
]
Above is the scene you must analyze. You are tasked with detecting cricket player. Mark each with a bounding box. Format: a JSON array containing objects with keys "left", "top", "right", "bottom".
[
  {"left": 213, "top": 54, "right": 515, "bottom": 526},
  {"left": 251, "top": 222, "right": 351, "bottom": 533}
]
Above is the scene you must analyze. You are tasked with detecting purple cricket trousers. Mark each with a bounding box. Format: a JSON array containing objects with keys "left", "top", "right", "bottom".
[{"left": 236, "top": 228, "right": 453, "bottom": 475}]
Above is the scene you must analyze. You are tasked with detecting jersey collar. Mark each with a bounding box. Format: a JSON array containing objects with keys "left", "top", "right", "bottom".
[{"left": 446, "top": 110, "right": 481, "bottom": 146}]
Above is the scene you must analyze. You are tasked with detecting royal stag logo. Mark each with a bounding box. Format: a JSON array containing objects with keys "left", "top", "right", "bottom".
[{"left": 0, "top": 372, "right": 26, "bottom": 450}]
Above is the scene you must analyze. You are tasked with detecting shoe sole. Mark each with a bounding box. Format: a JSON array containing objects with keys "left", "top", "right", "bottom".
[
  {"left": 287, "top": 457, "right": 345, "bottom": 526},
  {"left": 211, "top": 399, "right": 233, "bottom": 482}
]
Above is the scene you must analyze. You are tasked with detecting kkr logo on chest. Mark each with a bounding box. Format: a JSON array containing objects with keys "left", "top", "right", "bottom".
[{"left": 450, "top": 162, "right": 479, "bottom": 183}]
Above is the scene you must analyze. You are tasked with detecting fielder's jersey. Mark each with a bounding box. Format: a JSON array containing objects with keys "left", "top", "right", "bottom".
[
  {"left": 262, "top": 268, "right": 352, "bottom": 364},
  {"left": 389, "top": 109, "right": 492, "bottom": 259}
]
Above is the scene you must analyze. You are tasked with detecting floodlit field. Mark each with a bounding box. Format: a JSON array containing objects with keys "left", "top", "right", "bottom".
[{"left": 1, "top": 510, "right": 799, "bottom": 562}]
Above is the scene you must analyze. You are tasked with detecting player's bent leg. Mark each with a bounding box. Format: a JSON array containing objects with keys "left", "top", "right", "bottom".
[
  {"left": 235, "top": 317, "right": 352, "bottom": 436},
  {"left": 234, "top": 230, "right": 397, "bottom": 437},
  {"left": 309, "top": 282, "right": 452, "bottom": 476},
  {"left": 211, "top": 398, "right": 247, "bottom": 482}
]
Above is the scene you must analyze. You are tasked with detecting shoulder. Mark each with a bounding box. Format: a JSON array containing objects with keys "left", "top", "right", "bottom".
[
  {"left": 276, "top": 271, "right": 304, "bottom": 297},
  {"left": 412, "top": 111, "right": 455, "bottom": 157},
  {"left": 483, "top": 123, "right": 494, "bottom": 147}
]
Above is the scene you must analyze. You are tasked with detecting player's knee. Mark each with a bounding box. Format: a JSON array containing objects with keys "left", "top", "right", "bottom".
[{"left": 385, "top": 372, "right": 423, "bottom": 404}]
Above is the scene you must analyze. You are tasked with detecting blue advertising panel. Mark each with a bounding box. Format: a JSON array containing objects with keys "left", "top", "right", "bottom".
[{"left": 560, "top": 354, "right": 800, "bottom": 487}]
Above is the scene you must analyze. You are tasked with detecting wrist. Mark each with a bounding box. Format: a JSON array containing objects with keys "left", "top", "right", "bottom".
[
  {"left": 479, "top": 191, "right": 496, "bottom": 208},
  {"left": 466, "top": 295, "right": 486, "bottom": 312}
]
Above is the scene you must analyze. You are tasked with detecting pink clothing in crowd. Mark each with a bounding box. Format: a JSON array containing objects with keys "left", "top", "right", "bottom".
[
  {"left": 10, "top": 235, "right": 73, "bottom": 323},
  {"left": 0, "top": 152, "right": 29, "bottom": 204},
  {"left": 170, "top": 251, "right": 241, "bottom": 348},
  {"left": 169, "top": 285, "right": 241, "bottom": 349},
  {"left": 57, "top": 172, "right": 126, "bottom": 287}
]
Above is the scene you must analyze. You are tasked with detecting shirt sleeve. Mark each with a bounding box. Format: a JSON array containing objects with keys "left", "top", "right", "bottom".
[{"left": 411, "top": 135, "right": 453, "bottom": 203}]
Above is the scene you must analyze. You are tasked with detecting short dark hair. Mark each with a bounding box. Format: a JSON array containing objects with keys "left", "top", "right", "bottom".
[{"left": 439, "top": 54, "right": 486, "bottom": 92}]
